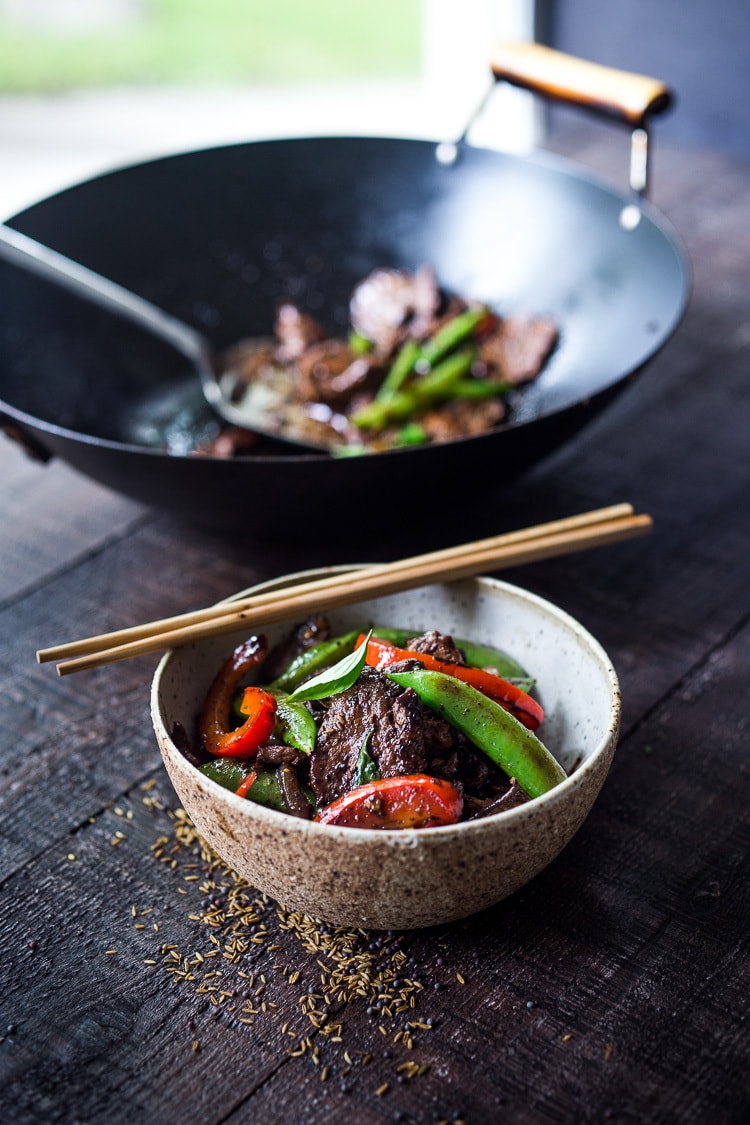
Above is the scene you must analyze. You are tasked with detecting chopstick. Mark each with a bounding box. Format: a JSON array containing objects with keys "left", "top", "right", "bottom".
[{"left": 39, "top": 503, "right": 651, "bottom": 676}]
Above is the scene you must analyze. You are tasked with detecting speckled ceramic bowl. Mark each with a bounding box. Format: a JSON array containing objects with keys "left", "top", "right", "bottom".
[{"left": 151, "top": 570, "right": 620, "bottom": 930}]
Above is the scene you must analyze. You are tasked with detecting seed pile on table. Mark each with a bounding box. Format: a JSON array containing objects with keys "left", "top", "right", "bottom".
[{"left": 135, "top": 793, "right": 456, "bottom": 1095}]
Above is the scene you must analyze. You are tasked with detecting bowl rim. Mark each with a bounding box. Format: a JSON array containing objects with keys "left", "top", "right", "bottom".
[{"left": 151, "top": 568, "right": 621, "bottom": 845}]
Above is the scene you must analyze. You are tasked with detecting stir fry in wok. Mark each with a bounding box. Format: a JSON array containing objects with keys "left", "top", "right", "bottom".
[
  {"left": 202, "top": 265, "right": 558, "bottom": 456},
  {"left": 174, "top": 616, "right": 567, "bottom": 829}
]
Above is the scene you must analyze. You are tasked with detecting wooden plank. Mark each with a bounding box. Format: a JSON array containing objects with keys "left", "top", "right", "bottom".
[
  {"left": 1, "top": 615, "right": 747, "bottom": 1121},
  {"left": 1, "top": 135, "right": 750, "bottom": 1124},
  {"left": 0, "top": 438, "right": 146, "bottom": 606}
]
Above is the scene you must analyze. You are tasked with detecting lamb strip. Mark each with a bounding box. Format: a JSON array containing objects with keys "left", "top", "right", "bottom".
[
  {"left": 309, "top": 667, "right": 430, "bottom": 807},
  {"left": 264, "top": 614, "right": 330, "bottom": 682},
  {"left": 349, "top": 265, "right": 442, "bottom": 355},
  {"left": 404, "top": 629, "right": 467, "bottom": 665},
  {"left": 295, "top": 340, "right": 382, "bottom": 407},
  {"left": 477, "top": 313, "right": 559, "bottom": 386},
  {"left": 274, "top": 302, "right": 324, "bottom": 362}
]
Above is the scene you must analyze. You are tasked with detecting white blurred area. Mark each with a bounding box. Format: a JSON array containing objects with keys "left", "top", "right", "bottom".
[{"left": 0, "top": 0, "right": 538, "bottom": 219}]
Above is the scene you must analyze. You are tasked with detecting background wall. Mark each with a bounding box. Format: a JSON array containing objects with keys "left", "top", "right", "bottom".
[{"left": 540, "top": 0, "right": 750, "bottom": 156}]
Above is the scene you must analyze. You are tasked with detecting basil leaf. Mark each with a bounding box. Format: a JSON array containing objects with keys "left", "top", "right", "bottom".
[
  {"left": 355, "top": 729, "right": 380, "bottom": 787},
  {"left": 289, "top": 630, "right": 372, "bottom": 702}
]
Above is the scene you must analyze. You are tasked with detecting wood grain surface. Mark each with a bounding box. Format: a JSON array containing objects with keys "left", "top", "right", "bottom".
[{"left": 1, "top": 128, "right": 748, "bottom": 1125}]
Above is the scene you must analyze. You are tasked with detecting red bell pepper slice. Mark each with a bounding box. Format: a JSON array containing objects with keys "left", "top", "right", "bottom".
[
  {"left": 199, "top": 636, "right": 277, "bottom": 758},
  {"left": 235, "top": 768, "right": 258, "bottom": 798},
  {"left": 314, "top": 773, "right": 463, "bottom": 830},
  {"left": 358, "top": 634, "right": 543, "bottom": 731}
]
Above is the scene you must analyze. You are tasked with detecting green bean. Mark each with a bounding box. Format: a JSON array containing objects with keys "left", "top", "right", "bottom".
[
  {"left": 352, "top": 348, "right": 475, "bottom": 430},
  {"left": 376, "top": 339, "right": 422, "bottom": 401},
  {"left": 420, "top": 305, "right": 489, "bottom": 366}
]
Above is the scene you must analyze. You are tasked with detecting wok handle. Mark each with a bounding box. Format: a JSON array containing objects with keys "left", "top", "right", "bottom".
[
  {"left": 490, "top": 42, "right": 672, "bottom": 127},
  {"left": 490, "top": 41, "right": 673, "bottom": 195}
]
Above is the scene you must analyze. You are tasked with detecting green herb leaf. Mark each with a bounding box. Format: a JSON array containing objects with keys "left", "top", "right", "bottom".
[
  {"left": 289, "top": 630, "right": 372, "bottom": 702},
  {"left": 355, "top": 729, "right": 381, "bottom": 786}
]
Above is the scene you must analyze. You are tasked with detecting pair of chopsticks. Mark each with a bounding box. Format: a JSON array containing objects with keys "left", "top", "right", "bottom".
[{"left": 38, "top": 502, "right": 651, "bottom": 676}]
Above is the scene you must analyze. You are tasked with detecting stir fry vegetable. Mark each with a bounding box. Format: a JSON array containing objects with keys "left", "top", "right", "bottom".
[
  {"left": 384, "top": 669, "right": 565, "bottom": 799},
  {"left": 315, "top": 775, "right": 464, "bottom": 829},
  {"left": 198, "top": 636, "right": 276, "bottom": 758},
  {"left": 359, "top": 634, "right": 543, "bottom": 730},
  {"left": 185, "top": 617, "right": 568, "bottom": 830},
  {"left": 206, "top": 265, "right": 558, "bottom": 457}
]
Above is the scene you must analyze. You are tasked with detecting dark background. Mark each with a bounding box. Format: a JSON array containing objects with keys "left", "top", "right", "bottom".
[{"left": 540, "top": 0, "right": 750, "bottom": 156}]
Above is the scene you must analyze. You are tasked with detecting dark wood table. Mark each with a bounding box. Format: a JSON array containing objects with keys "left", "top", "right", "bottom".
[{"left": 1, "top": 129, "right": 748, "bottom": 1125}]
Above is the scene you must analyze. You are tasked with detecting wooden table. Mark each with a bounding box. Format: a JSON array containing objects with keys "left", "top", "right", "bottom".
[{"left": 1, "top": 129, "right": 748, "bottom": 1125}]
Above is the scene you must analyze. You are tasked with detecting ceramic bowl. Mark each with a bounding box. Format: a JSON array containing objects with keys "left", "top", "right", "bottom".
[{"left": 150, "top": 570, "right": 621, "bottom": 930}]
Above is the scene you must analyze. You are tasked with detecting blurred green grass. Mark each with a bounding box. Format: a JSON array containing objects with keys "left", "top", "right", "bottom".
[{"left": 0, "top": 0, "right": 421, "bottom": 92}]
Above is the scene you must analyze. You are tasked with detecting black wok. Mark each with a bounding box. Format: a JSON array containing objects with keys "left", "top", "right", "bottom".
[{"left": 0, "top": 45, "right": 689, "bottom": 533}]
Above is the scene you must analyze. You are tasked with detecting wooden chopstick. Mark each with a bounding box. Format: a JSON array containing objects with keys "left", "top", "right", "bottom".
[
  {"left": 39, "top": 503, "right": 651, "bottom": 676},
  {"left": 38, "top": 502, "right": 635, "bottom": 665}
]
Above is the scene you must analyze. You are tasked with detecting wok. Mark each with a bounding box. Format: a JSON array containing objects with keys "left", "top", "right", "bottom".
[{"left": 0, "top": 45, "right": 689, "bottom": 533}]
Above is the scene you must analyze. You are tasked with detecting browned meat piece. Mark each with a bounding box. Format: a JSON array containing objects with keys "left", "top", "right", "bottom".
[
  {"left": 349, "top": 265, "right": 441, "bottom": 355},
  {"left": 194, "top": 425, "right": 260, "bottom": 458},
  {"left": 255, "top": 743, "right": 306, "bottom": 767},
  {"left": 465, "top": 779, "right": 529, "bottom": 820},
  {"left": 404, "top": 629, "right": 467, "bottom": 665},
  {"left": 296, "top": 340, "right": 382, "bottom": 407},
  {"left": 309, "top": 667, "right": 429, "bottom": 807},
  {"left": 419, "top": 396, "right": 506, "bottom": 443},
  {"left": 264, "top": 615, "right": 330, "bottom": 682},
  {"left": 429, "top": 736, "right": 494, "bottom": 791},
  {"left": 478, "top": 314, "right": 559, "bottom": 385},
  {"left": 274, "top": 302, "right": 324, "bottom": 362},
  {"left": 278, "top": 764, "right": 313, "bottom": 819}
]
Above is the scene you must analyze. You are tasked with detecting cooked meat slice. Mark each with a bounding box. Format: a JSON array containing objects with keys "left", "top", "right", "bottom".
[
  {"left": 256, "top": 742, "right": 306, "bottom": 767},
  {"left": 349, "top": 265, "right": 441, "bottom": 355},
  {"left": 478, "top": 314, "right": 559, "bottom": 385},
  {"left": 309, "top": 667, "right": 428, "bottom": 807},
  {"left": 274, "top": 302, "right": 324, "bottom": 362},
  {"left": 375, "top": 686, "right": 426, "bottom": 779},
  {"left": 465, "top": 779, "right": 529, "bottom": 820},
  {"left": 419, "top": 396, "right": 506, "bottom": 442},
  {"left": 264, "top": 615, "right": 330, "bottom": 682},
  {"left": 296, "top": 340, "right": 382, "bottom": 407},
  {"left": 193, "top": 425, "right": 260, "bottom": 458},
  {"left": 404, "top": 629, "right": 467, "bottom": 665},
  {"left": 278, "top": 764, "right": 313, "bottom": 819}
]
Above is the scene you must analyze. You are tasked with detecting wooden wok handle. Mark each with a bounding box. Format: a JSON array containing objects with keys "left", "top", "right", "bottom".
[{"left": 490, "top": 41, "right": 672, "bottom": 128}]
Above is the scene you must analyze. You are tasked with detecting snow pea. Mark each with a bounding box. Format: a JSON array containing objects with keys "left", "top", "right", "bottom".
[
  {"left": 269, "top": 630, "right": 360, "bottom": 693},
  {"left": 372, "top": 627, "right": 532, "bottom": 688},
  {"left": 199, "top": 760, "right": 289, "bottom": 812},
  {"left": 273, "top": 695, "right": 317, "bottom": 754},
  {"left": 385, "top": 667, "right": 566, "bottom": 799},
  {"left": 352, "top": 347, "right": 476, "bottom": 431}
]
